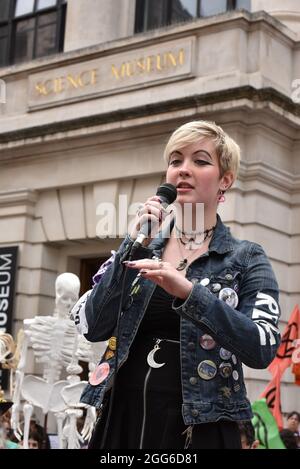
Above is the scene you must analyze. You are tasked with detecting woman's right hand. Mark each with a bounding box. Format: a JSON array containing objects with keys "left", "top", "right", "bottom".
[{"left": 129, "top": 196, "right": 167, "bottom": 246}]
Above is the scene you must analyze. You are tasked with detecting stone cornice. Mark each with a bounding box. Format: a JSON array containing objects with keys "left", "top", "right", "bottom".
[
  {"left": 0, "top": 189, "right": 38, "bottom": 218},
  {"left": 239, "top": 160, "right": 299, "bottom": 193},
  {"left": 0, "top": 189, "right": 37, "bottom": 207},
  {"left": 0, "top": 86, "right": 299, "bottom": 146},
  {"left": 0, "top": 10, "right": 297, "bottom": 80}
]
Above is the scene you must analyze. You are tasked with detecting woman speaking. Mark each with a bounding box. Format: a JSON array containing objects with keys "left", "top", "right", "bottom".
[{"left": 76, "top": 120, "right": 281, "bottom": 449}]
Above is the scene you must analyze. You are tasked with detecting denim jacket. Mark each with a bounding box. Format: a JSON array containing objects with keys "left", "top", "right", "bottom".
[{"left": 80, "top": 215, "right": 281, "bottom": 424}]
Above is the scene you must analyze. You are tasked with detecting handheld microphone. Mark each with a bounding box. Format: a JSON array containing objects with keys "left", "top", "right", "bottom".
[{"left": 132, "top": 183, "right": 177, "bottom": 250}]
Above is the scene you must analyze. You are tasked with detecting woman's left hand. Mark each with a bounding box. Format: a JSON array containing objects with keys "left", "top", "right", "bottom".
[{"left": 124, "top": 259, "right": 193, "bottom": 299}]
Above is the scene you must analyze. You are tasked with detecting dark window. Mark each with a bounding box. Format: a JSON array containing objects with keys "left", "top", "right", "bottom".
[
  {"left": 14, "top": 17, "right": 35, "bottom": 63},
  {"left": 135, "top": 0, "right": 249, "bottom": 33},
  {"left": 0, "top": 0, "right": 66, "bottom": 67},
  {"left": 171, "top": 0, "right": 198, "bottom": 24},
  {"left": 235, "top": 0, "right": 251, "bottom": 10},
  {"left": 35, "top": 12, "right": 58, "bottom": 58},
  {"left": 0, "top": 28, "right": 8, "bottom": 66},
  {"left": 79, "top": 257, "right": 107, "bottom": 296},
  {"left": 0, "top": 0, "right": 11, "bottom": 21},
  {"left": 200, "top": 0, "right": 228, "bottom": 17}
]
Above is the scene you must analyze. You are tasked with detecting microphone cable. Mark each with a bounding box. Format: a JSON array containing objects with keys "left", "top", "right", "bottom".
[
  {"left": 99, "top": 245, "right": 139, "bottom": 449},
  {"left": 99, "top": 260, "right": 130, "bottom": 449},
  {"left": 98, "top": 184, "right": 177, "bottom": 448}
]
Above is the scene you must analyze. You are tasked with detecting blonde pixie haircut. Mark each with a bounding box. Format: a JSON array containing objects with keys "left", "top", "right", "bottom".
[{"left": 163, "top": 121, "right": 240, "bottom": 180}]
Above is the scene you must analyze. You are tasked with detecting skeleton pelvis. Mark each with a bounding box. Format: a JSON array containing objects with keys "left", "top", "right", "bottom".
[{"left": 21, "top": 376, "right": 69, "bottom": 413}]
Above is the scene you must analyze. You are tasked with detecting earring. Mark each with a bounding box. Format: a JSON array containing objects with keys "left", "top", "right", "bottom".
[{"left": 218, "top": 190, "right": 225, "bottom": 203}]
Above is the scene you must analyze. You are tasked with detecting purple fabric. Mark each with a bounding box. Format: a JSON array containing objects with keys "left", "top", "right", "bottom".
[{"left": 92, "top": 251, "right": 116, "bottom": 286}]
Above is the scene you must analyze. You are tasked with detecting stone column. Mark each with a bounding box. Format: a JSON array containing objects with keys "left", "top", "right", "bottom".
[
  {"left": 0, "top": 190, "right": 61, "bottom": 335},
  {"left": 64, "top": 0, "right": 136, "bottom": 52}
]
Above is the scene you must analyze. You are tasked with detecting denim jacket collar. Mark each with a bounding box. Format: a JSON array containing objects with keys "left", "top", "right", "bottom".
[
  {"left": 150, "top": 213, "right": 234, "bottom": 256},
  {"left": 208, "top": 214, "right": 234, "bottom": 255}
]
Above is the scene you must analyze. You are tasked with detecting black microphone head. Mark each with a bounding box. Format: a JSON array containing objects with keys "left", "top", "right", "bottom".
[{"left": 156, "top": 183, "right": 177, "bottom": 205}]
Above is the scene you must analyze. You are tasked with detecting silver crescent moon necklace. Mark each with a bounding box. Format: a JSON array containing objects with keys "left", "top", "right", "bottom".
[{"left": 147, "top": 340, "right": 165, "bottom": 368}]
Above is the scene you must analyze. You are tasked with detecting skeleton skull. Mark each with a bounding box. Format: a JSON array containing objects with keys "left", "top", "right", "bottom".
[{"left": 55, "top": 273, "right": 80, "bottom": 319}]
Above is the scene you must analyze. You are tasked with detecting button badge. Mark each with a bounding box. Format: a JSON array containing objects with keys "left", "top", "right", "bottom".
[
  {"left": 89, "top": 362, "right": 110, "bottom": 386},
  {"left": 108, "top": 336, "right": 117, "bottom": 350},
  {"left": 219, "top": 348, "right": 232, "bottom": 360},
  {"left": 200, "top": 278, "right": 210, "bottom": 287},
  {"left": 197, "top": 360, "right": 217, "bottom": 380},
  {"left": 199, "top": 334, "right": 216, "bottom": 350},
  {"left": 211, "top": 283, "right": 222, "bottom": 293},
  {"left": 219, "top": 288, "right": 239, "bottom": 308},
  {"left": 219, "top": 362, "right": 233, "bottom": 378},
  {"left": 104, "top": 350, "right": 115, "bottom": 360},
  {"left": 225, "top": 274, "right": 233, "bottom": 282}
]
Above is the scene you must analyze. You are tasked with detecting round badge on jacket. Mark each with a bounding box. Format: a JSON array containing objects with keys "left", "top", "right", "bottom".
[
  {"left": 108, "top": 336, "right": 117, "bottom": 350},
  {"left": 197, "top": 360, "right": 217, "bottom": 380},
  {"left": 200, "top": 278, "right": 210, "bottom": 287},
  {"left": 219, "top": 362, "right": 233, "bottom": 378},
  {"left": 199, "top": 334, "right": 216, "bottom": 350},
  {"left": 89, "top": 362, "right": 110, "bottom": 386},
  {"left": 219, "top": 288, "right": 239, "bottom": 308},
  {"left": 219, "top": 347, "right": 232, "bottom": 360}
]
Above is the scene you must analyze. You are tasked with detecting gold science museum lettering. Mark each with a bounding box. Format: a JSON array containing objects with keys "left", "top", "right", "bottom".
[
  {"left": 111, "top": 49, "right": 185, "bottom": 79},
  {"left": 34, "top": 48, "right": 186, "bottom": 97},
  {"left": 35, "top": 69, "right": 98, "bottom": 96}
]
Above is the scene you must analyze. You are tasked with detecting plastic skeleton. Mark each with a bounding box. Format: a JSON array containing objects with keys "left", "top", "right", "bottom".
[{"left": 11, "top": 273, "right": 104, "bottom": 449}]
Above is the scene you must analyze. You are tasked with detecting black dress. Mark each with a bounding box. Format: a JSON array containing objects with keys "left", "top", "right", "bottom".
[{"left": 89, "top": 285, "right": 241, "bottom": 449}]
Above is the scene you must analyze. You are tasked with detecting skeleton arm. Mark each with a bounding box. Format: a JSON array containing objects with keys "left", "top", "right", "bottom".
[
  {"left": 11, "top": 325, "right": 32, "bottom": 440},
  {"left": 81, "top": 405, "right": 96, "bottom": 441},
  {"left": 64, "top": 408, "right": 84, "bottom": 449}
]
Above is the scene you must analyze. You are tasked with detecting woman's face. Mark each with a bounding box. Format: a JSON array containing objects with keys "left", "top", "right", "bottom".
[
  {"left": 287, "top": 414, "right": 300, "bottom": 433},
  {"left": 166, "top": 139, "right": 231, "bottom": 209}
]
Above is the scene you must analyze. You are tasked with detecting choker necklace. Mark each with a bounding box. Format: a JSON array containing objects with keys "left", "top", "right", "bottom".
[
  {"left": 175, "top": 224, "right": 216, "bottom": 251},
  {"left": 175, "top": 225, "right": 215, "bottom": 271}
]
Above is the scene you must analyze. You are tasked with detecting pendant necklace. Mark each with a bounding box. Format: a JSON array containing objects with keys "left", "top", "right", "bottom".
[
  {"left": 175, "top": 239, "right": 201, "bottom": 271},
  {"left": 176, "top": 257, "right": 191, "bottom": 272}
]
